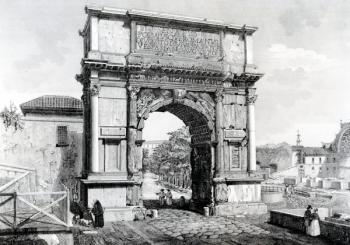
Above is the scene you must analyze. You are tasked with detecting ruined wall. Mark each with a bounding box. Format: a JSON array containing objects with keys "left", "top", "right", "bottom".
[{"left": 0, "top": 114, "right": 83, "bottom": 193}]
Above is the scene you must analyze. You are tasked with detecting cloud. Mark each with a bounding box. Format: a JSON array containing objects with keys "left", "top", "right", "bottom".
[
  {"left": 268, "top": 44, "right": 335, "bottom": 71},
  {"left": 12, "top": 28, "right": 70, "bottom": 70},
  {"left": 279, "top": 0, "right": 326, "bottom": 35}
]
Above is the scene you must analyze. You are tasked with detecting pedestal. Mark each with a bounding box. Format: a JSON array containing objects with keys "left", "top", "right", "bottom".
[
  {"left": 213, "top": 176, "right": 267, "bottom": 216},
  {"left": 81, "top": 174, "right": 139, "bottom": 221}
]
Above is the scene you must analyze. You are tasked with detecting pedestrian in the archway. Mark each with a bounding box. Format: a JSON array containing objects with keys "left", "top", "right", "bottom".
[
  {"left": 166, "top": 189, "right": 173, "bottom": 206},
  {"left": 91, "top": 199, "right": 104, "bottom": 228},
  {"left": 158, "top": 189, "right": 166, "bottom": 207}
]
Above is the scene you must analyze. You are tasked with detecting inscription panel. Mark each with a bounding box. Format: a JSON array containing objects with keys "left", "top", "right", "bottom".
[{"left": 136, "top": 24, "right": 221, "bottom": 58}]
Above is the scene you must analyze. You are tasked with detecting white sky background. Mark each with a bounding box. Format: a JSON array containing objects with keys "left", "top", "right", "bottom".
[{"left": 0, "top": 0, "right": 350, "bottom": 146}]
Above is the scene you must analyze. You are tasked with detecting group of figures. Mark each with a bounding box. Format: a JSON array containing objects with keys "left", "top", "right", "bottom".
[
  {"left": 304, "top": 205, "right": 320, "bottom": 237},
  {"left": 70, "top": 194, "right": 104, "bottom": 228},
  {"left": 285, "top": 185, "right": 295, "bottom": 198},
  {"left": 158, "top": 189, "right": 173, "bottom": 206}
]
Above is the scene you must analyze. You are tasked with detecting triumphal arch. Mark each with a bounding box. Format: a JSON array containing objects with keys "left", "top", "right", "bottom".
[{"left": 76, "top": 6, "right": 266, "bottom": 221}]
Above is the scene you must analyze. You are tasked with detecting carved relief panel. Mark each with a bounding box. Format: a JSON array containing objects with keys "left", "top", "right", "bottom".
[{"left": 135, "top": 24, "right": 221, "bottom": 59}]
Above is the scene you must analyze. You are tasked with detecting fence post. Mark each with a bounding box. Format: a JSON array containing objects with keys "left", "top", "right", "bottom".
[
  {"left": 13, "top": 192, "right": 17, "bottom": 229},
  {"left": 66, "top": 189, "right": 72, "bottom": 227}
]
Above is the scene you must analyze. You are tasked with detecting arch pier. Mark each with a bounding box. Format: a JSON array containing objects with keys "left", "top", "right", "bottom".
[{"left": 76, "top": 6, "right": 266, "bottom": 221}]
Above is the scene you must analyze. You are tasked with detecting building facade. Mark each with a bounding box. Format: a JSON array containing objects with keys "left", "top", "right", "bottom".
[
  {"left": 0, "top": 95, "right": 83, "bottom": 194},
  {"left": 142, "top": 140, "right": 167, "bottom": 155},
  {"left": 293, "top": 122, "right": 350, "bottom": 181}
]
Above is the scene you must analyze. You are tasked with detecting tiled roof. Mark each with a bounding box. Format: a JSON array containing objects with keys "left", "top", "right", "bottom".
[
  {"left": 20, "top": 95, "right": 83, "bottom": 115},
  {"left": 302, "top": 147, "right": 329, "bottom": 156}
]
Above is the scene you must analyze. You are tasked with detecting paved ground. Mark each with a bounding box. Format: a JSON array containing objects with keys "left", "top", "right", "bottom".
[
  {"left": 142, "top": 173, "right": 191, "bottom": 200},
  {"left": 73, "top": 209, "right": 334, "bottom": 245}
]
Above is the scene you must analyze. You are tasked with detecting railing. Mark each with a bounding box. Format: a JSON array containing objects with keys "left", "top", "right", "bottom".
[
  {"left": 0, "top": 163, "right": 37, "bottom": 194},
  {"left": 261, "top": 185, "right": 285, "bottom": 192},
  {"left": 0, "top": 190, "right": 71, "bottom": 230}
]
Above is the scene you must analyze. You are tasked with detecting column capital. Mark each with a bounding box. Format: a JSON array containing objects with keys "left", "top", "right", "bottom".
[
  {"left": 215, "top": 88, "right": 224, "bottom": 103},
  {"left": 81, "top": 94, "right": 87, "bottom": 103},
  {"left": 128, "top": 86, "right": 140, "bottom": 100},
  {"left": 89, "top": 84, "right": 101, "bottom": 96},
  {"left": 247, "top": 95, "right": 258, "bottom": 104},
  {"left": 247, "top": 88, "right": 258, "bottom": 104}
]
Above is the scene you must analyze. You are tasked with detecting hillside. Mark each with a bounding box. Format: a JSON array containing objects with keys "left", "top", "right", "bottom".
[{"left": 256, "top": 142, "right": 293, "bottom": 171}]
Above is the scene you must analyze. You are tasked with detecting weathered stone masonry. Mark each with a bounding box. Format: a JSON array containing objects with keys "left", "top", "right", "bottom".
[{"left": 76, "top": 6, "right": 265, "bottom": 220}]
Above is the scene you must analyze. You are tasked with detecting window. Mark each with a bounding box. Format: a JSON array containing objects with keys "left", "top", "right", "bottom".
[
  {"left": 56, "top": 126, "right": 68, "bottom": 147},
  {"left": 299, "top": 165, "right": 304, "bottom": 168},
  {"left": 333, "top": 158, "right": 336, "bottom": 163},
  {"left": 319, "top": 157, "right": 322, "bottom": 163},
  {"left": 312, "top": 158, "right": 314, "bottom": 163},
  {"left": 312, "top": 166, "right": 315, "bottom": 170}
]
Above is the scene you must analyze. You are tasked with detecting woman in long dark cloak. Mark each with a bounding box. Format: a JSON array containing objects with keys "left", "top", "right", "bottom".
[{"left": 91, "top": 200, "right": 104, "bottom": 228}]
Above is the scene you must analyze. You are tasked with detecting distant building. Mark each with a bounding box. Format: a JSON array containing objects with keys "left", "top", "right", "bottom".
[
  {"left": 142, "top": 140, "right": 167, "bottom": 155},
  {"left": 292, "top": 121, "right": 350, "bottom": 180},
  {"left": 0, "top": 95, "right": 83, "bottom": 193}
]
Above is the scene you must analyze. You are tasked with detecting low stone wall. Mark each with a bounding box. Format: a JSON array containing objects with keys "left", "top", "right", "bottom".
[
  {"left": 270, "top": 209, "right": 305, "bottom": 232},
  {"left": 270, "top": 209, "right": 350, "bottom": 244},
  {"left": 261, "top": 191, "right": 283, "bottom": 203},
  {"left": 321, "top": 219, "right": 350, "bottom": 244},
  {"left": 214, "top": 202, "right": 267, "bottom": 216}
]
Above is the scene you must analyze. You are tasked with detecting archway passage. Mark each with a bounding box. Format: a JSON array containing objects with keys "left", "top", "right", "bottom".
[{"left": 138, "top": 91, "right": 215, "bottom": 208}]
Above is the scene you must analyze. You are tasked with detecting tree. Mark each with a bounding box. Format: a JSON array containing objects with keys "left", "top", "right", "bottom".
[
  {"left": 142, "top": 148, "right": 150, "bottom": 172},
  {"left": 0, "top": 102, "right": 24, "bottom": 131},
  {"left": 149, "top": 126, "right": 191, "bottom": 181}
]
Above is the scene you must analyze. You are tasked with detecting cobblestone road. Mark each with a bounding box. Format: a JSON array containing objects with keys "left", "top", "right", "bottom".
[{"left": 74, "top": 209, "right": 334, "bottom": 245}]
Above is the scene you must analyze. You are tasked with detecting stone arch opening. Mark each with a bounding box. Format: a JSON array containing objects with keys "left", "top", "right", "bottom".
[{"left": 137, "top": 90, "right": 215, "bottom": 208}]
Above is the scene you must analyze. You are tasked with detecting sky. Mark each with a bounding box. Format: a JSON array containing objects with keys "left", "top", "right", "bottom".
[{"left": 0, "top": 0, "right": 350, "bottom": 146}]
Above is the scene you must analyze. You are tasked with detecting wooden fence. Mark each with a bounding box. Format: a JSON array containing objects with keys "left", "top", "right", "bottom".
[{"left": 0, "top": 190, "right": 71, "bottom": 230}]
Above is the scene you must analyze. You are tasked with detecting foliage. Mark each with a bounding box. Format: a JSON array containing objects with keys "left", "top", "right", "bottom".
[
  {"left": 0, "top": 102, "right": 24, "bottom": 131},
  {"left": 149, "top": 126, "right": 191, "bottom": 177},
  {"left": 142, "top": 148, "right": 150, "bottom": 172}
]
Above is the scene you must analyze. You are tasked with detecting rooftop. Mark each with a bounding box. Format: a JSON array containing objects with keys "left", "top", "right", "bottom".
[
  {"left": 20, "top": 95, "right": 83, "bottom": 116},
  {"left": 84, "top": 5, "right": 258, "bottom": 34},
  {"left": 293, "top": 146, "right": 330, "bottom": 156}
]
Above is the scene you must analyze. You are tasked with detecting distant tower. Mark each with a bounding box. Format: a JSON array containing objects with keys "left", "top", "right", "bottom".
[{"left": 296, "top": 130, "right": 301, "bottom": 146}]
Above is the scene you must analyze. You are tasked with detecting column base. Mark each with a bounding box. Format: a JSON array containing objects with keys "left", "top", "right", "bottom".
[
  {"left": 214, "top": 202, "right": 267, "bottom": 216},
  {"left": 80, "top": 174, "right": 142, "bottom": 221},
  {"left": 104, "top": 206, "right": 136, "bottom": 222}
]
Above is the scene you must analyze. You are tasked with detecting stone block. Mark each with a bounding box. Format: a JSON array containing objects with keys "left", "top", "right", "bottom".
[
  {"left": 214, "top": 202, "right": 267, "bottom": 216},
  {"left": 227, "top": 184, "right": 261, "bottom": 203},
  {"left": 104, "top": 207, "right": 134, "bottom": 222},
  {"left": 261, "top": 191, "right": 283, "bottom": 204},
  {"left": 321, "top": 179, "right": 332, "bottom": 189},
  {"left": 87, "top": 186, "right": 126, "bottom": 208}
]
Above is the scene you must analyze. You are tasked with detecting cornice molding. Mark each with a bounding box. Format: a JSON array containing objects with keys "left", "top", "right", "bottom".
[{"left": 84, "top": 5, "right": 258, "bottom": 34}]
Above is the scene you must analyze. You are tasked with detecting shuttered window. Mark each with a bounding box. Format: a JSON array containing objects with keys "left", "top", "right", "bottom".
[{"left": 57, "top": 126, "right": 68, "bottom": 146}]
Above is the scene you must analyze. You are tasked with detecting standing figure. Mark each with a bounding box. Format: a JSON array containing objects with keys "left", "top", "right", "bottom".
[
  {"left": 304, "top": 205, "right": 312, "bottom": 235},
  {"left": 91, "top": 199, "right": 104, "bottom": 228},
  {"left": 309, "top": 208, "right": 321, "bottom": 236},
  {"left": 158, "top": 189, "right": 166, "bottom": 207},
  {"left": 70, "top": 193, "right": 83, "bottom": 224},
  {"left": 166, "top": 189, "right": 173, "bottom": 206}
]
